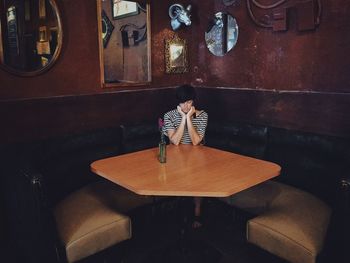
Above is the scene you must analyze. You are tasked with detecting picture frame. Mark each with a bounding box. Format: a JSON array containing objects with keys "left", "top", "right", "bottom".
[
  {"left": 101, "top": 10, "right": 114, "bottom": 48},
  {"left": 165, "top": 34, "right": 188, "bottom": 74},
  {"left": 112, "top": 0, "right": 139, "bottom": 20}
]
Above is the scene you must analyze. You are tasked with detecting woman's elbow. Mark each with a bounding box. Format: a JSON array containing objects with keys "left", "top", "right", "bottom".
[
  {"left": 171, "top": 138, "right": 180, "bottom": 146},
  {"left": 192, "top": 139, "right": 202, "bottom": 146}
]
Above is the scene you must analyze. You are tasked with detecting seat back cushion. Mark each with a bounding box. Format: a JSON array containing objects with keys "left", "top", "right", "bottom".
[
  {"left": 120, "top": 123, "right": 159, "bottom": 153},
  {"left": 39, "top": 126, "right": 122, "bottom": 206},
  {"left": 264, "top": 127, "right": 349, "bottom": 205},
  {"left": 206, "top": 121, "right": 268, "bottom": 158}
]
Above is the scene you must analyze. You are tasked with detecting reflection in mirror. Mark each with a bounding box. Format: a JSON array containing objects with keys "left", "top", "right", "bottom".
[
  {"left": 205, "top": 12, "right": 238, "bottom": 57},
  {"left": 98, "top": 0, "right": 151, "bottom": 87},
  {"left": 0, "top": 0, "right": 63, "bottom": 76}
]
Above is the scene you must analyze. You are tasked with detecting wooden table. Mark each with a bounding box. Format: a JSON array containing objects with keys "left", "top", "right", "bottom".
[{"left": 91, "top": 145, "right": 281, "bottom": 197}]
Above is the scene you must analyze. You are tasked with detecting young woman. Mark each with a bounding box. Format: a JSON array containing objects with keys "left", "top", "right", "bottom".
[{"left": 163, "top": 84, "right": 208, "bottom": 228}]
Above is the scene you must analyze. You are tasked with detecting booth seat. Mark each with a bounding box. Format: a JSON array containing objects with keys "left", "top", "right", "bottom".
[
  {"left": 2, "top": 120, "right": 348, "bottom": 262},
  {"left": 1, "top": 124, "right": 159, "bottom": 263},
  {"left": 207, "top": 121, "right": 349, "bottom": 263}
]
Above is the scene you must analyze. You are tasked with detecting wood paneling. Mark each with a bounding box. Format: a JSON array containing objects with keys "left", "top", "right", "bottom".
[
  {"left": 0, "top": 0, "right": 349, "bottom": 144},
  {"left": 0, "top": 88, "right": 177, "bottom": 144},
  {"left": 196, "top": 87, "right": 350, "bottom": 138}
]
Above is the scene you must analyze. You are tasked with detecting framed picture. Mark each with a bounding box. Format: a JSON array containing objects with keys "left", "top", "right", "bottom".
[
  {"left": 101, "top": 10, "right": 114, "bottom": 48},
  {"left": 112, "top": 0, "right": 139, "bottom": 20},
  {"left": 165, "top": 34, "right": 188, "bottom": 74}
]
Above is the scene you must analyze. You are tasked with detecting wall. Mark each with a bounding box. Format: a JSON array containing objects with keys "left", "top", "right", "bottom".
[
  {"left": 191, "top": 0, "right": 350, "bottom": 137},
  {"left": 0, "top": 0, "right": 349, "bottom": 144},
  {"left": 0, "top": 0, "right": 191, "bottom": 144}
]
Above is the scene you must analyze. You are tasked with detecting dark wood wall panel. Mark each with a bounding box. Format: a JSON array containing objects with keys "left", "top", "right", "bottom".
[
  {"left": 0, "top": 88, "right": 177, "bottom": 144},
  {"left": 196, "top": 88, "right": 350, "bottom": 138},
  {"left": 192, "top": 0, "right": 350, "bottom": 93},
  {"left": 0, "top": 0, "right": 350, "bottom": 144}
]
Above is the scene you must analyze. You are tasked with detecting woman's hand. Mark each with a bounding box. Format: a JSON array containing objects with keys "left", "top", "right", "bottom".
[
  {"left": 187, "top": 106, "right": 196, "bottom": 118},
  {"left": 177, "top": 105, "right": 186, "bottom": 117}
]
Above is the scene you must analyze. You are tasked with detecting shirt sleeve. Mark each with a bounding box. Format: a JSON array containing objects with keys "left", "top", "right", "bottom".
[
  {"left": 163, "top": 112, "right": 175, "bottom": 137},
  {"left": 195, "top": 112, "right": 208, "bottom": 137}
]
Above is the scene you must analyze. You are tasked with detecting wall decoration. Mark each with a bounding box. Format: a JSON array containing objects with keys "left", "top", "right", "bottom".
[
  {"left": 24, "top": 0, "right": 31, "bottom": 21},
  {"left": 165, "top": 34, "right": 188, "bottom": 74},
  {"left": 205, "top": 12, "right": 238, "bottom": 56},
  {"left": 39, "top": 0, "right": 46, "bottom": 19},
  {"left": 247, "top": 0, "right": 322, "bottom": 31},
  {"left": 168, "top": 4, "right": 192, "bottom": 31},
  {"left": 222, "top": 0, "right": 240, "bottom": 7},
  {"left": 101, "top": 10, "right": 114, "bottom": 48},
  {"left": 112, "top": 0, "right": 139, "bottom": 20},
  {"left": 6, "top": 6, "right": 19, "bottom": 55}
]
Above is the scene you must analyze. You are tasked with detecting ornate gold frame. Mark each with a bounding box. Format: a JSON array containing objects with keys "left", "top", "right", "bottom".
[{"left": 165, "top": 34, "right": 188, "bottom": 74}]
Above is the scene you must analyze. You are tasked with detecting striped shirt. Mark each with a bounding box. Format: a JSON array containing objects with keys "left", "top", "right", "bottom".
[{"left": 163, "top": 109, "right": 208, "bottom": 144}]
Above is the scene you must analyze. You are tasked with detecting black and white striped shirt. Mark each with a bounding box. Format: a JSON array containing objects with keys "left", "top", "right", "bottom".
[{"left": 163, "top": 109, "right": 208, "bottom": 144}]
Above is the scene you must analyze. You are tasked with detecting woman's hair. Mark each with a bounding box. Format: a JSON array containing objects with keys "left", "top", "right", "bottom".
[{"left": 176, "top": 85, "right": 196, "bottom": 103}]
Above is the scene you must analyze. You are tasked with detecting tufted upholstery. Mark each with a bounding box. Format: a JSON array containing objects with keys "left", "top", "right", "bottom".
[
  {"left": 120, "top": 123, "right": 159, "bottom": 154},
  {"left": 265, "top": 127, "right": 349, "bottom": 206},
  {"left": 2, "top": 121, "right": 348, "bottom": 262},
  {"left": 206, "top": 121, "right": 268, "bottom": 159},
  {"left": 210, "top": 121, "right": 348, "bottom": 262},
  {"left": 2, "top": 125, "right": 157, "bottom": 262}
]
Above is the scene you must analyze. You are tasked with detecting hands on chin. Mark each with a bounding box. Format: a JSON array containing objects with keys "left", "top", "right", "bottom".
[
  {"left": 177, "top": 105, "right": 186, "bottom": 117},
  {"left": 187, "top": 106, "right": 196, "bottom": 118}
]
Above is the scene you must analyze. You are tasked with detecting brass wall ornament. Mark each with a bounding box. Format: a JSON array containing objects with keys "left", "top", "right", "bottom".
[{"left": 165, "top": 34, "right": 188, "bottom": 74}]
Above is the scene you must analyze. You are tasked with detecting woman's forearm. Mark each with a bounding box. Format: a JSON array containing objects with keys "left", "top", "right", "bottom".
[
  {"left": 186, "top": 116, "right": 202, "bottom": 145},
  {"left": 169, "top": 117, "right": 186, "bottom": 145}
]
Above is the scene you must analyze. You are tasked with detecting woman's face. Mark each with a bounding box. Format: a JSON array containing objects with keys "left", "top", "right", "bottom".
[{"left": 179, "top": 100, "right": 193, "bottom": 113}]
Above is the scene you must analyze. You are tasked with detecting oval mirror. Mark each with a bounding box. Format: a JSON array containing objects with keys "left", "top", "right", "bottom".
[
  {"left": 205, "top": 12, "right": 238, "bottom": 56},
  {"left": 0, "top": 0, "right": 63, "bottom": 76}
]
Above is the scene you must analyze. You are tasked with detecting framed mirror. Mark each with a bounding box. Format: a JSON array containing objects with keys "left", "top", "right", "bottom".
[
  {"left": 0, "top": 0, "right": 63, "bottom": 76},
  {"left": 97, "top": 0, "right": 151, "bottom": 87},
  {"left": 165, "top": 34, "right": 188, "bottom": 74},
  {"left": 205, "top": 12, "right": 238, "bottom": 57}
]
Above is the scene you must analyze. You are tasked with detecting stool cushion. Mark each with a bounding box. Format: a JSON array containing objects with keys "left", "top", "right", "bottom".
[
  {"left": 219, "top": 181, "right": 280, "bottom": 215},
  {"left": 54, "top": 181, "right": 136, "bottom": 263},
  {"left": 246, "top": 181, "right": 331, "bottom": 263}
]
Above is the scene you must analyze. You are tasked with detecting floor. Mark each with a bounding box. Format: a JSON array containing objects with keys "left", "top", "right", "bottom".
[{"left": 83, "top": 198, "right": 287, "bottom": 263}]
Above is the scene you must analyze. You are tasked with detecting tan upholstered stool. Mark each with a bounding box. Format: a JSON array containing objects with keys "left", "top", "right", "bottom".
[
  {"left": 221, "top": 181, "right": 331, "bottom": 263},
  {"left": 54, "top": 180, "right": 152, "bottom": 263}
]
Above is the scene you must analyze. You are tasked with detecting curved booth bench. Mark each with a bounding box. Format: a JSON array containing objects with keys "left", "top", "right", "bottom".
[{"left": 222, "top": 180, "right": 331, "bottom": 263}]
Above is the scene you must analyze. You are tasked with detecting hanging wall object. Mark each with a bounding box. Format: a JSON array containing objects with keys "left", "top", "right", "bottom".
[
  {"left": 0, "top": 0, "right": 63, "bottom": 76},
  {"left": 101, "top": 10, "right": 114, "bottom": 48},
  {"left": 205, "top": 12, "right": 238, "bottom": 56},
  {"left": 97, "top": 0, "right": 151, "bottom": 86},
  {"left": 247, "top": 0, "right": 322, "bottom": 32},
  {"left": 168, "top": 4, "right": 192, "bottom": 31},
  {"left": 165, "top": 34, "right": 188, "bottom": 73},
  {"left": 222, "top": 0, "right": 240, "bottom": 7},
  {"left": 112, "top": 0, "right": 139, "bottom": 20}
]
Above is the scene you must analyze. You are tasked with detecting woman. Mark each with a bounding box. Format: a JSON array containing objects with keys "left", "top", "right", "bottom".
[{"left": 163, "top": 84, "right": 208, "bottom": 228}]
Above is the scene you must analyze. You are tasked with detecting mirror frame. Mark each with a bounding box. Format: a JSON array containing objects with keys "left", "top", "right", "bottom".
[
  {"left": 165, "top": 34, "right": 188, "bottom": 74},
  {"left": 0, "top": 0, "right": 63, "bottom": 77},
  {"left": 97, "top": 0, "right": 152, "bottom": 88}
]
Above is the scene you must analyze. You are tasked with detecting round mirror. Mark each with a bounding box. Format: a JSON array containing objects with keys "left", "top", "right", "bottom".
[
  {"left": 205, "top": 12, "right": 238, "bottom": 56},
  {"left": 0, "top": 0, "right": 63, "bottom": 76}
]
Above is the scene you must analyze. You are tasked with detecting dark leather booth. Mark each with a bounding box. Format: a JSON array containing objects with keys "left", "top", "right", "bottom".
[{"left": 1, "top": 120, "right": 349, "bottom": 262}]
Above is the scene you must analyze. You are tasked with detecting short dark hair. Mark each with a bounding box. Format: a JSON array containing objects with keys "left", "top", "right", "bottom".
[{"left": 176, "top": 85, "right": 196, "bottom": 103}]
